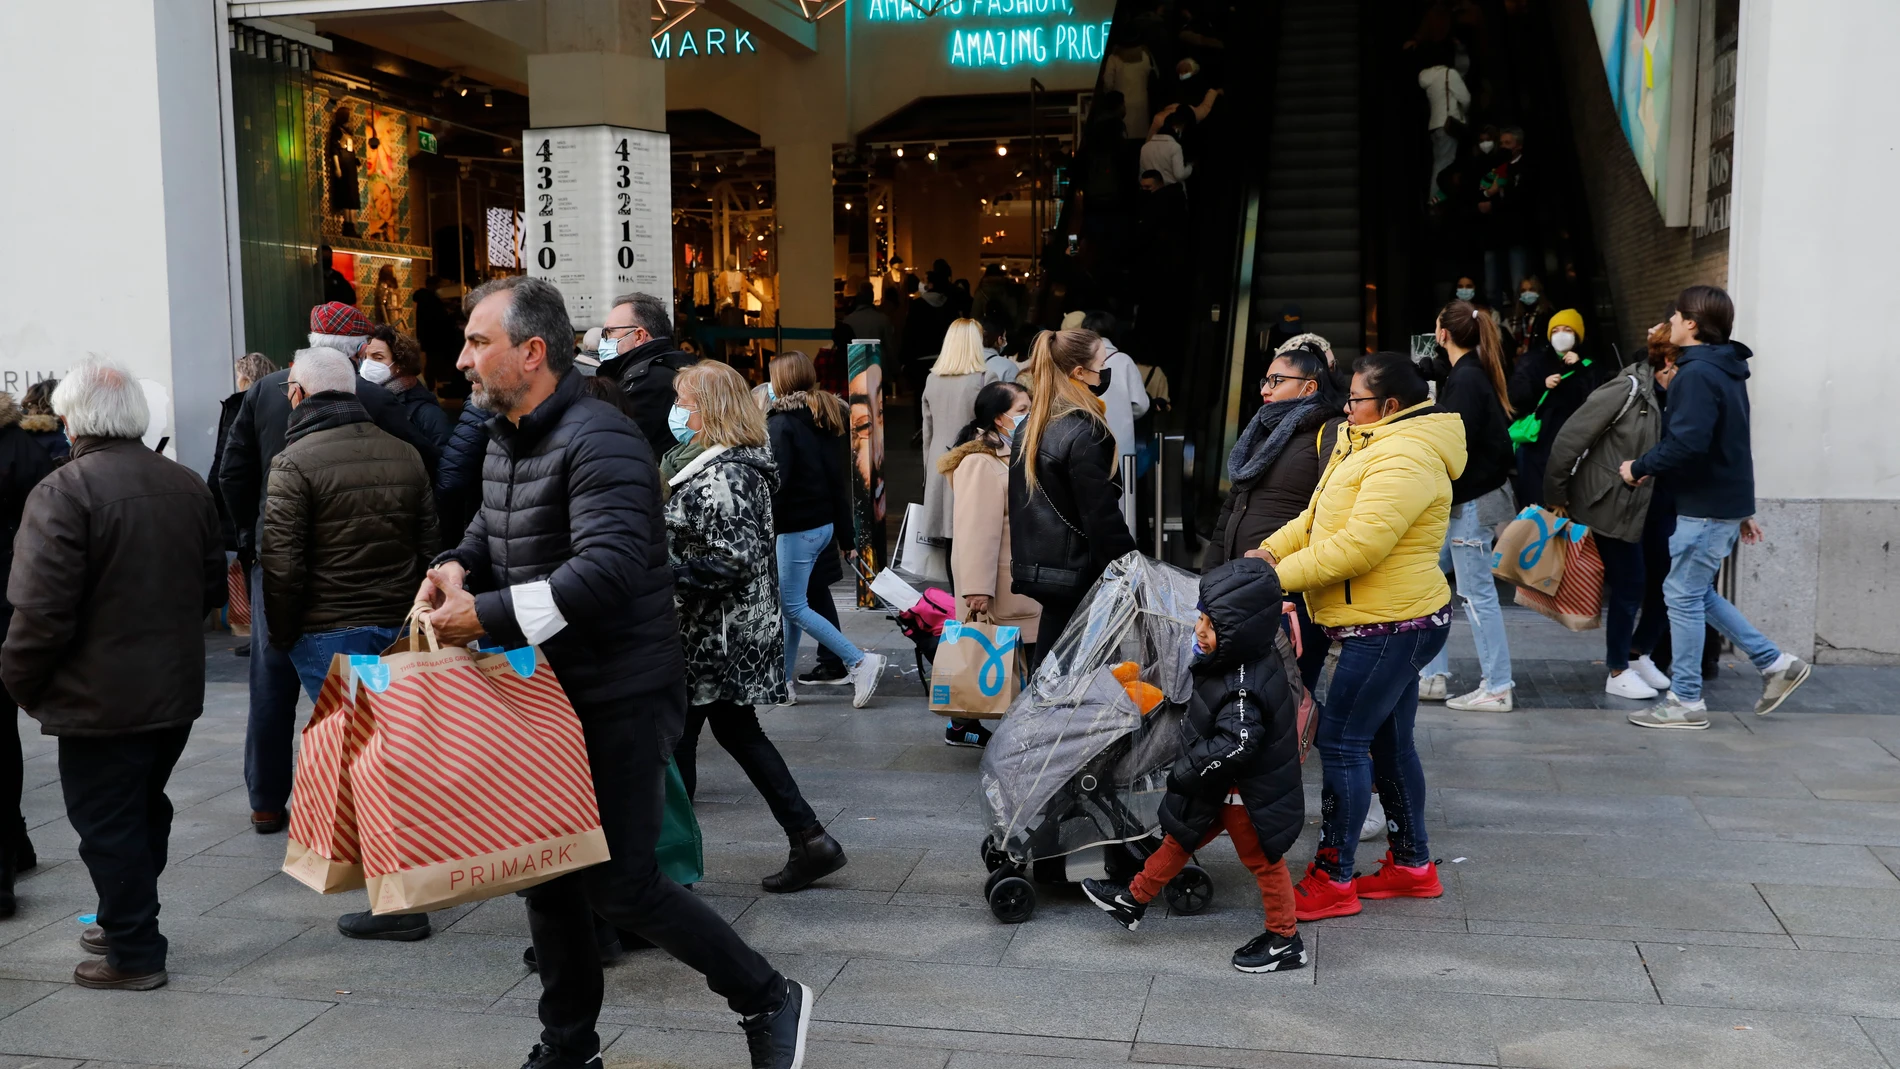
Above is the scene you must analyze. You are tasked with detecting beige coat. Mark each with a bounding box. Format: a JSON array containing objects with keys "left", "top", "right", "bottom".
[{"left": 939, "top": 438, "right": 1041, "bottom": 643}]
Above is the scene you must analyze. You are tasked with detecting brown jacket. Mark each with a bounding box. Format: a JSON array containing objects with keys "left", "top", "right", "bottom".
[
  {"left": 3, "top": 437, "right": 224, "bottom": 736},
  {"left": 940, "top": 438, "right": 1041, "bottom": 642},
  {"left": 261, "top": 394, "right": 437, "bottom": 649}
]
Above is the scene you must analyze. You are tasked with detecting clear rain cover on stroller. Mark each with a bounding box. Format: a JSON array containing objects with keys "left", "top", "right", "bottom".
[{"left": 978, "top": 553, "right": 1202, "bottom": 864}]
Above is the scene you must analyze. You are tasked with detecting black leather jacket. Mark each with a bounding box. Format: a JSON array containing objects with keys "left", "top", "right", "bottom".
[{"left": 1007, "top": 410, "right": 1136, "bottom": 600}]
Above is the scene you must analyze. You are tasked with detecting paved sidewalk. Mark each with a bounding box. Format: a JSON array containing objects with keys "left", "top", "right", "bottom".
[{"left": 2, "top": 600, "right": 1897, "bottom": 1069}]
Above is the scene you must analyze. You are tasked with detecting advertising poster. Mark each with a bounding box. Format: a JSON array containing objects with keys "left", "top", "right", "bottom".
[
  {"left": 1589, "top": 0, "right": 1677, "bottom": 209},
  {"left": 522, "top": 125, "right": 674, "bottom": 326},
  {"left": 848, "top": 340, "right": 886, "bottom": 607}
]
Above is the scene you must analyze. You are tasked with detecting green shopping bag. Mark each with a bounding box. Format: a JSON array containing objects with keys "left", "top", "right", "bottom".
[
  {"left": 658, "top": 756, "right": 704, "bottom": 885},
  {"left": 1509, "top": 357, "right": 1594, "bottom": 446}
]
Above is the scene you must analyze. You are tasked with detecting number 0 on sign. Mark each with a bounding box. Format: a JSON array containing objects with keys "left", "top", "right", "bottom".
[{"left": 520, "top": 126, "right": 674, "bottom": 324}]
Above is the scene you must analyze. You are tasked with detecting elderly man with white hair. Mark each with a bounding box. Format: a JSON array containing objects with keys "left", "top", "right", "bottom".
[
  {"left": 1, "top": 358, "right": 223, "bottom": 991},
  {"left": 219, "top": 303, "right": 444, "bottom": 843}
]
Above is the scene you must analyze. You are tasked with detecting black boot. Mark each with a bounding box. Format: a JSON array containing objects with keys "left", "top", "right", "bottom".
[
  {"left": 761, "top": 825, "right": 846, "bottom": 894},
  {"left": 0, "top": 849, "right": 15, "bottom": 919},
  {"left": 11, "top": 819, "right": 33, "bottom": 874}
]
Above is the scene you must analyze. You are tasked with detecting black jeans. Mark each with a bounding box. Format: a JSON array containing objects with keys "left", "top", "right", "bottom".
[
  {"left": 524, "top": 684, "right": 782, "bottom": 1061},
  {"left": 676, "top": 700, "right": 820, "bottom": 836},
  {"left": 58, "top": 725, "right": 193, "bottom": 973},
  {"left": 1635, "top": 500, "right": 1675, "bottom": 662},
  {"left": 2, "top": 684, "right": 22, "bottom": 865},
  {"left": 1596, "top": 534, "right": 1651, "bottom": 671}
]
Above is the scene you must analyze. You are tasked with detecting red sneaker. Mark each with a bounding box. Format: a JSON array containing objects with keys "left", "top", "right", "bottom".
[
  {"left": 1353, "top": 850, "right": 1444, "bottom": 900},
  {"left": 1293, "top": 860, "right": 1361, "bottom": 920}
]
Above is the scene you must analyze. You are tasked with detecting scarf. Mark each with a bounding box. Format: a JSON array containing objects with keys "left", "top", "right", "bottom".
[
  {"left": 659, "top": 437, "right": 708, "bottom": 500},
  {"left": 1228, "top": 396, "right": 1324, "bottom": 484}
]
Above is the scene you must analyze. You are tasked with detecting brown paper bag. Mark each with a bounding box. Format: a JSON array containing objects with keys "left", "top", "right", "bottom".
[
  {"left": 1490, "top": 506, "right": 1574, "bottom": 595},
  {"left": 928, "top": 617, "right": 1023, "bottom": 719}
]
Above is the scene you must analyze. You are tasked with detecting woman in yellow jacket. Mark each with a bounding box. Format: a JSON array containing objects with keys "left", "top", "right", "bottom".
[{"left": 1255, "top": 352, "right": 1466, "bottom": 923}]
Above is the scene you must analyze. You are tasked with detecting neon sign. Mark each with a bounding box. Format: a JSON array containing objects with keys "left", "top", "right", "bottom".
[
  {"left": 865, "top": 0, "right": 1110, "bottom": 68},
  {"left": 651, "top": 25, "right": 758, "bottom": 58}
]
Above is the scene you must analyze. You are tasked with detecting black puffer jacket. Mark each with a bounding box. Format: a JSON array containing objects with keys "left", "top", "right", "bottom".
[
  {"left": 1008, "top": 409, "right": 1136, "bottom": 600},
  {"left": 391, "top": 380, "right": 454, "bottom": 453},
  {"left": 260, "top": 393, "right": 438, "bottom": 648},
  {"left": 437, "top": 371, "right": 683, "bottom": 718},
  {"left": 433, "top": 400, "right": 490, "bottom": 545},
  {"left": 1507, "top": 348, "right": 1609, "bottom": 459},
  {"left": 1438, "top": 356, "right": 1516, "bottom": 504},
  {"left": 604, "top": 337, "right": 697, "bottom": 450},
  {"left": 1157, "top": 558, "right": 1304, "bottom": 860},
  {"left": 765, "top": 394, "right": 854, "bottom": 538}
]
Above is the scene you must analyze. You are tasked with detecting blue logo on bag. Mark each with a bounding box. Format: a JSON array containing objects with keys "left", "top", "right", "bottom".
[
  {"left": 349, "top": 655, "right": 389, "bottom": 694},
  {"left": 942, "top": 623, "right": 1020, "bottom": 697},
  {"left": 504, "top": 648, "right": 538, "bottom": 678},
  {"left": 932, "top": 684, "right": 951, "bottom": 706}
]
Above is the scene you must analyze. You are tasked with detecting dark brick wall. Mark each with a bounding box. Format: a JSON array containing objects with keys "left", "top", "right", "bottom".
[{"left": 1549, "top": 0, "right": 1728, "bottom": 360}]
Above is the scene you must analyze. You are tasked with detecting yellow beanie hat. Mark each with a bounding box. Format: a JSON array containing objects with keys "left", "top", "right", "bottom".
[{"left": 1548, "top": 308, "right": 1586, "bottom": 341}]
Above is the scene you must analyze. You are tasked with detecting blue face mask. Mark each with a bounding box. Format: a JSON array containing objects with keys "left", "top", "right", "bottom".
[
  {"left": 1010, "top": 411, "right": 1027, "bottom": 431},
  {"left": 1455, "top": 287, "right": 1475, "bottom": 301},
  {"left": 1520, "top": 291, "right": 1542, "bottom": 306},
  {"left": 668, "top": 404, "right": 695, "bottom": 444},
  {"left": 597, "top": 334, "right": 621, "bottom": 363},
  {"left": 767, "top": 384, "right": 777, "bottom": 403}
]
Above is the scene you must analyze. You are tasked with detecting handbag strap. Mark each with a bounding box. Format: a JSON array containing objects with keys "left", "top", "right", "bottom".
[
  {"left": 397, "top": 603, "right": 441, "bottom": 653},
  {"left": 1036, "top": 481, "right": 1088, "bottom": 540}
]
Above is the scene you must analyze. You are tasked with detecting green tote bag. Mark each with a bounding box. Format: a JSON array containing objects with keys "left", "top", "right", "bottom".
[{"left": 657, "top": 755, "right": 705, "bottom": 886}]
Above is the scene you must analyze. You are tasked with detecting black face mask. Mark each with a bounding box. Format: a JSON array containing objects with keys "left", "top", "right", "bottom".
[{"left": 1087, "top": 364, "right": 1113, "bottom": 397}]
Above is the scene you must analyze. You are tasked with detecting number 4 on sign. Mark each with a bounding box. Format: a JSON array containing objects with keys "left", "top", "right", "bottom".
[
  {"left": 535, "top": 140, "right": 552, "bottom": 161},
  {"left": 616, "top": 139, "right": 630, "bottom": 161}
]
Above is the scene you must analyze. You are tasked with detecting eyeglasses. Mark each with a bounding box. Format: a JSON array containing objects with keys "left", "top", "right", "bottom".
[
  {"left": 1344, "top": 395, "right": 1380, "bottom": 408},
  {"left": 601, "top": 324, "right": 642, "bottom": 339},
  {"left": 1260, "top": 373, "right": 1313, "bottom": 391}
]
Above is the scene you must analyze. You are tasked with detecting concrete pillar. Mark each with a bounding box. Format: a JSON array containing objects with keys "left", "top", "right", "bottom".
[
  {"left": 0, "top": 0, "right": 234, "bottom": 472},
  {"left": 1728, "top": 0, "right": 1900, "bottom": 663},
  {"left": 528, "top": 0, "right": 665, "bottom": 131},
  {"left": 773, "top": 141, "right": 836, "bottom": 334}
]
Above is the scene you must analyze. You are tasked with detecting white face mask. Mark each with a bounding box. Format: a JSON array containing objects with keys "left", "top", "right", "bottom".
[
  {"left": 358, "top": 359, "right": 393, "bottom": 385},
  {"left": 1551, "top": 331, "right": 1577, "bottom": 353},
  {"left": 1478, "top": 140, "right": 1496, "bottom": 154}
]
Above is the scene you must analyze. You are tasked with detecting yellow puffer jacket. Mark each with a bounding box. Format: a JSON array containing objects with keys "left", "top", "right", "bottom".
[{"left": 1262, "top": 400, "right": 1468, "bottom": 627}]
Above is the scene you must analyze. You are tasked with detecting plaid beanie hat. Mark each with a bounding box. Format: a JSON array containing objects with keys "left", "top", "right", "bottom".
[{"left": 310, "top": 301, "right": 374, "bottom": 337}]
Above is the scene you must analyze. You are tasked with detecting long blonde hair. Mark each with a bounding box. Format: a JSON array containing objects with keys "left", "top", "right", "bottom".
[
  {"left": 675, "top": 360, "right": 767, "bottom": 448},
  {"left": 767, "top": 350, "right": 847, "bottom": 435},
  {"left": 932, "top": 318, "right": 989, "bottom": 376},
  {"left": 1021, "top": 328, "right": 1107, "bottom": 490}
]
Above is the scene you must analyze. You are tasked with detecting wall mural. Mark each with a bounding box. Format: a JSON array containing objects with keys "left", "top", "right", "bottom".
[{"left": 306, "top": 87, "right": 429, "bottom": 331}]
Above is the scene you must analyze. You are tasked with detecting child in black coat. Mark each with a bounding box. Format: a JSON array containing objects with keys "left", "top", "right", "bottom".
[{"left": 1082, "top": 557, "right": 1308, "bottom": 972}]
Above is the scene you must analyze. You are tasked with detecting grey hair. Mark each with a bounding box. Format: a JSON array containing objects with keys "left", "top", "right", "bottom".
[
  {"left": 611, "top": 291, "right": 673, "bottom": 340},
  {"left": 307, "top": 331, "right": 367, "bottom": 358},
  {"left": 466, "top": 276, "right": 576, "bottom": 374},
  {"left": 290, "top": 347, "right": 358, "bottom": 396},
  {"left": 52, "top": 358, "right": 150, "bottom": 440},
  {"left": 1501, "top": 125, "right": 1526, "bottom": 144}
]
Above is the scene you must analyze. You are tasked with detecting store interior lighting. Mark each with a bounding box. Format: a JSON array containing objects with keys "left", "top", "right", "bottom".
[
  {"left": 483, "top": 91, "right": 493, "bottom": 107},
  {"left": 996, "top": 143, "right": 1008, "bottom": 156}
]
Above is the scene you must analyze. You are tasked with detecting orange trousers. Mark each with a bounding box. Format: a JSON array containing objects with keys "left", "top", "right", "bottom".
[{"left": 1130, "top": 803, "right": 1297, "bottom": 937}]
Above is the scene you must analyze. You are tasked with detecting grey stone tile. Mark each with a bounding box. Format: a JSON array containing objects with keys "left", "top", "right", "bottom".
[
  {"left": 1547, "top": 759, "right": 1815, "bottom": 800},
  {"left": 1859, "top": 1017, "right": 1900, "bottom": 1068},
  {"left": 1457, "top": 871, "right": 1784, "bottom": 934},
  {"left": 218, "top": 926, "right": 530, "bottom": 1004},
  {"left": 1758, "top": 883, "right": 1900, "bottom": 941},
  {"left": 246, "top": 1003, "right": 615, "bottom": 1069},
  {"left": 732, "top": 897, "right": 1014, "bottom": 965},
  {"left": 1133, "top": 1048, "right": 1484, "bottom": 1069},
  {"left": 1641, "top": 942, "right": 1900, "bottom": 1019},
  {"left": 1791, "top": 934, "right": 1900, "bottom": 956},
  {"left": 1491, "top": 1000, "right": 1889, "bottom": 1069},
  {"left": 998, "top": 908, "right": 1319, "bottom": 985},
  {"left": 1467, "top": 920, "right": 1794, "bottom": 950},
  {"left": 1136, "top": 977, "right": 1503, "bottom": 1065},
  {"left": 698, "top": 843, "right": 924, "bottom": 894},
  {"left": 0, "top": 864, "right": 100, "bottom": 949},
  {"left": 0, "top": 988, "right": 330, "bottom": 1069},
  {"left": 895, "top": 847, "right": 995, "bottom": 897},
  {"left": 1427, "top": 757, "right": 1561, "bottom": 792},
  {"left": 603, "top": 1024, "right": 951, "bottom": 1069},
  {"left": 203, "top": 872, "right": 378, "bottom": 926},
  {"left": 1696, "top": 796, "right": 1900, "bottom": 847},
  {"left": 814, "top": 959, "right": 1153, "bottom": 1041},
  {"left": 1425, "top": 828, "right": 1900, "bottom": 888},
  {"left": 810, "top": 1021, "right": 1133, "bottom": 1062},
  {"left": 0, "top": 1055, "right": 81, "bottom": 1069},
  {"left": 1319, "top": 927, "right": 1657, "bottom": 1003},
  {"left": 0, "top": 914, "right": 305, "bottom": 985},
  {"left": 571, "top": 952, "right": 846, "bottom": 1032},
  {"left": 0, "top": 979, "right": 61, "bottom": 1021},
  {"left": 1798, "top": 769, "right": 1900, "bottom": 802},
  {"left": 1439, "top": 789, "right": 1710, "bottom": 837}
]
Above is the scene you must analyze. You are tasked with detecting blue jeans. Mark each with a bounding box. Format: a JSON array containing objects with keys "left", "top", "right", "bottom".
[
  {"left": 287, "top": 626, "right": 401, "bottom": 703},
  {"left": 1663, "top": 516, "right": 1781, "bottom": 702},
  {"left": 1420, "top": 500, "right": 1513, "bottom": 691},
  {"left": 778, "top": 525, "right": 864, "bottom": 680},
  {"left": 245, "top": 564, "right": 304, "bottom": 814},
  {"left": 1317, "top": 626, "right": 1448, "bottom": 878}
]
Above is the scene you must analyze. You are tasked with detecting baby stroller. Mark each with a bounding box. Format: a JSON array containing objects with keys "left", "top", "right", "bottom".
[
  {"left": 858, "top": 559, "right": 956, "bottom": 695},
  {"left": 975, "top": 553, "right": 1214, "bottom": 923}
]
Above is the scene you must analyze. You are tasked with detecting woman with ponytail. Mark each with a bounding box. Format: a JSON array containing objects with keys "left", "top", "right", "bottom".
[
  {"left": 936, "top": 380, "right": 1038, "bottom": 747},
  {"left": 1416, "top": 300, "right": 1518, "bottom": 712},
  {"left": 1007, "top": 328, "right": 1137, "bottom": 656}
]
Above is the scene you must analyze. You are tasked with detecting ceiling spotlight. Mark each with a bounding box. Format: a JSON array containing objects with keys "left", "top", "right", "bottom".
[
  {"left": 927, "top": 150, "right": 938, "bottom": 162},
  {"left": 483, "top": 92, "right": 493, "bottom": 107},
  {"left": 844, "top": 201, "right": 853, "bottom": 210},
  {"left": 876, "top": 204, "right": 885, "bottom": 211},
  {"left": 458, "top": 87, "right": 468, "bottom": 97},
  {"left": 996, "top": 144, "right": 1008, "bottom": 157},
  {"left": 895, "top": 146, "right": 905, "bottom": 158}
]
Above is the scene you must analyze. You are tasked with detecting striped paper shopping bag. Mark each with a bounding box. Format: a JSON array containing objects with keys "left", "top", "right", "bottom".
[
  {"left": 350, "top": 634, "right": 608, "bottom": 915},
  {"left": 282, "top": 656, "right": 373, "bottom": 893},
  {"left": 1514, "top": 531, "right": 1605, "bottom": 631}
]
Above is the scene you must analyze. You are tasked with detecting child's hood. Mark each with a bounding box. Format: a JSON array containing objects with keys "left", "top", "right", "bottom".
[{"left": 1195, "top": 557, "right": 1285, "bottom": 671}]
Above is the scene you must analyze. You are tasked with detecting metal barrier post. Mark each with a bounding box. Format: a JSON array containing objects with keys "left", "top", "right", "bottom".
[{"left": 1120, "top": 454, "right": 1137, "bottom": 537}]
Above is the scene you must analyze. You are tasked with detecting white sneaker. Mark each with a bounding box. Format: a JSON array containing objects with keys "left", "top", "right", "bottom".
[
  {"left": 1418, "top": 673, "right": 1450, "bottom": 701},
  {"left": 1444, "top": 686, "right": 1514, "bottom": 712},
  {"left": 849, "top": 652, "right": 886, "bottom": 709},
  {"left": 1629, "top": 655, "right": 1671, "bottom": 691},
  {"left": 1628, "top": 691, "right": 1710, "bottom": 730},
  {"left": 1604, "top": 670, "right": 1659, "bottom": 700},
  {"left": 1360, "top": 797, "right": 1388, "bottom": 842},
  {"left": 775, "top": 681, "right": 797, "bottom": 707}
]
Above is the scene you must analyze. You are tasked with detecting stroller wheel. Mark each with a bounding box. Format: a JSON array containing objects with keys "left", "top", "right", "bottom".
[
  {"left": 980, "top": 835, "right": 1005, "bottom": 873},
  {"left": 1164, "top": 864, "right": 1214, "bottom": 915},
  {"left": 987, "top": 875, "right": 1036, "bottom": 924}
]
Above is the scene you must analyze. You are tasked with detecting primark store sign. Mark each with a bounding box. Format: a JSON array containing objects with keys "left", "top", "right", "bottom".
[{"left": 866, "top": 0, "right": 1114, "bottom": 69}]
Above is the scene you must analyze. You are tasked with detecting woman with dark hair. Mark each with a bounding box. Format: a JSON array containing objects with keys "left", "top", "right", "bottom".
[
  {"left": 18, "top": 380, "right": 67, "bottom": 462},
  {"left": 1008, "top": 328, "right": 1137, "bottom": 657},
  {"left": 1415, "top": 300, "right": 1517, "bottom": 711},
  {"left": 361, "top": 325, "right": 452, "bottom": 452},
  {"left": 766, "top": 351, "right": 885, "bottom": 708},
  {"left": 1209, "top": 342, "right": 1344, "bottom": 687},
  {"left": 0, "top": 386, "right": 53, "bottom": 914},
  {"left": 1257, "top": 352, "right": 1464, "bottom": 922},
  {"left": 937, "top": 380, "right": 1037, "bottom": 748}
]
